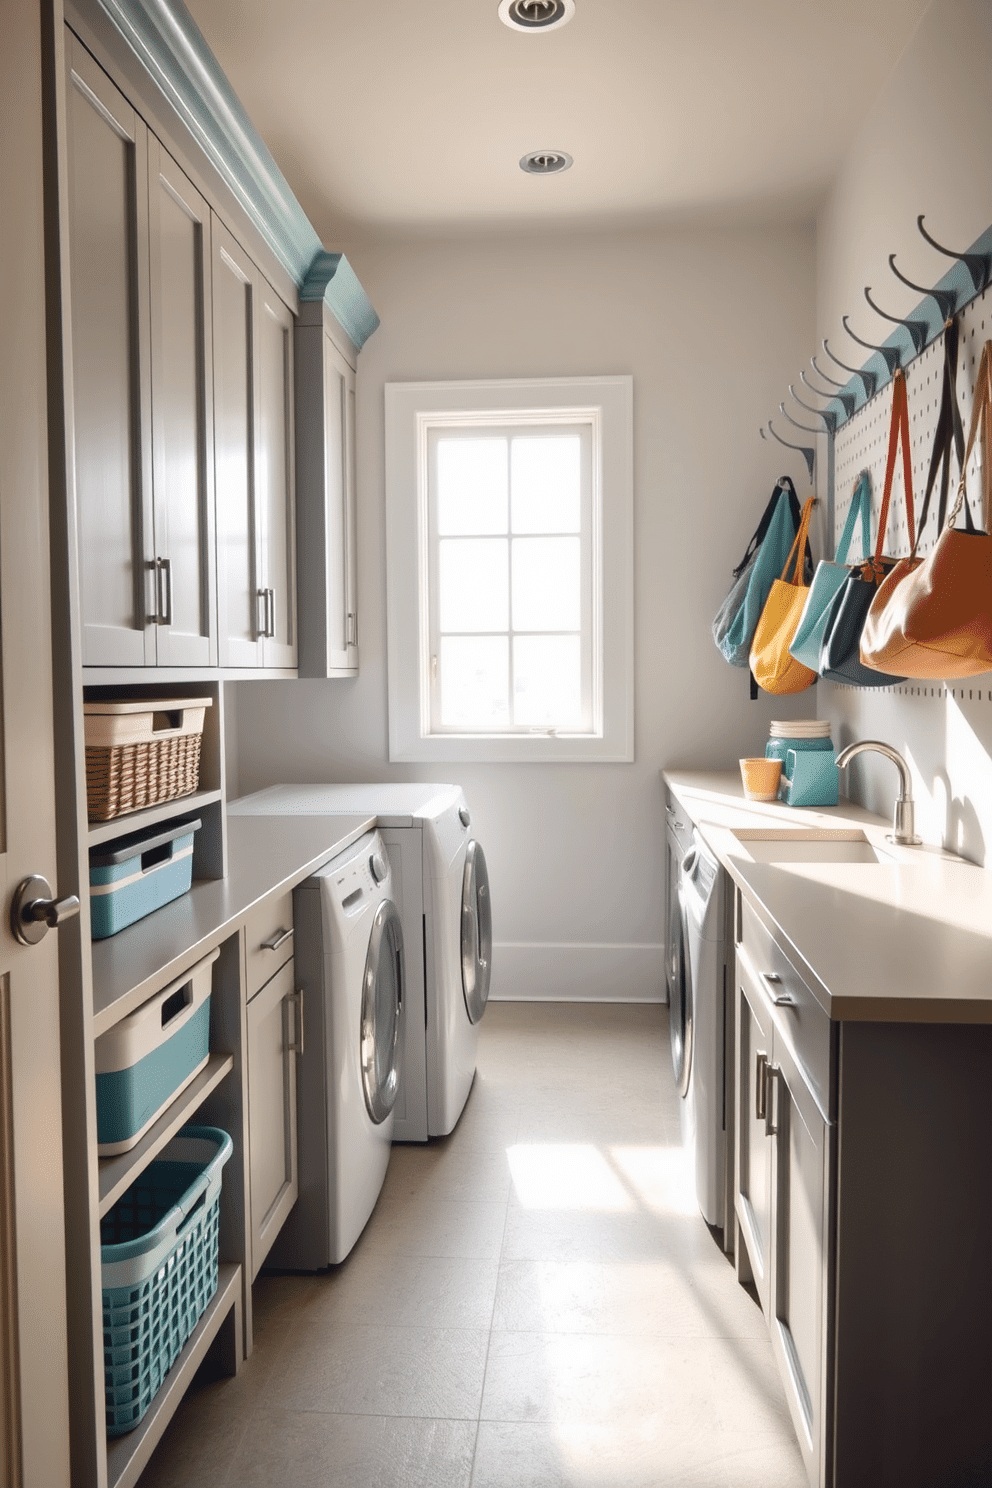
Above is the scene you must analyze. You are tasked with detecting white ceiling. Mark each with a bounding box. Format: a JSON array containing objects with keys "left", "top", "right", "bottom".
[{"left": 183, "top": 0, "right": 932, "bottom": 245}]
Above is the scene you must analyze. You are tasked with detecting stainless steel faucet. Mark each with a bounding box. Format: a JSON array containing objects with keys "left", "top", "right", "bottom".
[{"left": 834, "top": 739, "right": 921, "bottom": 845}]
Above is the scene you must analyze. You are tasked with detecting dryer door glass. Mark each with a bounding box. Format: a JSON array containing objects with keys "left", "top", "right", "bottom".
[
  {"left": 461, "top": 840, "right": 492, "bottom": 1025},
  {"left": 671, "top": 867, "right": 693, "bottom": 1097},
  {"left": 362, "top": 899, "right": 405, "bottom": 1123}
]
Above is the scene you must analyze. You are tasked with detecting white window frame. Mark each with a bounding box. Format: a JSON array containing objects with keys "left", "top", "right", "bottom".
[{"left": 385, "top": 376, "right": 634, "bottom": 763}]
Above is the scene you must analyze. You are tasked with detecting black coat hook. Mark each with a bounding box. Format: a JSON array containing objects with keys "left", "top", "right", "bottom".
[
  {"left": 918, "top": 214, "right": 991, "bottom": 294},
  {"left": 821, "top": 338, "right": 878, "bottom": 401},
  {"left": 888, "top": 252, "right": 959, "bottom": 321},
  {"left": 760, "top": 420, "right": 815, "bottom": 483},
  {"left": 801, "top": 367, "right": 856, "bottom": 421},
  {"left": 842, "top": 315, "right": 903, "bottom": 377},
  {"left": 788, "top": 384, "right": 838, "bottom": 436},
  {"left": 863, "top": 285, "right": 929, "bottom": 356}
]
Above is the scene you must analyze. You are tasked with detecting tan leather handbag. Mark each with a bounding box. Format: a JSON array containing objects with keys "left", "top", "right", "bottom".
[
  {"left": 861, "top": 338, "right": 992, "bottom": 679},
  {"left": 749, "top": 496, "right": 818, "bottom": 694}
]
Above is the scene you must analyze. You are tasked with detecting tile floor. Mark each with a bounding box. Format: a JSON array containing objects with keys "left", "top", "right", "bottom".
[{"left": 140, "top": 1002, "right": 808, "bottom": 1488}]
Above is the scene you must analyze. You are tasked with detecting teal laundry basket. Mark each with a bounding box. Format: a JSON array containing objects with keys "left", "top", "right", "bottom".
[
  {"left": 101, "top": 1125, "right": 232, "bottom": 1436},
  {"left": 89, "top": 816, "right": 201, "bottom": 940}
]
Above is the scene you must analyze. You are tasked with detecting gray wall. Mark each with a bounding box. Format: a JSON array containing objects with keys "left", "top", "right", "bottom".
[{"left": 231, "top": 221, "right": 817, "bottom": 999}]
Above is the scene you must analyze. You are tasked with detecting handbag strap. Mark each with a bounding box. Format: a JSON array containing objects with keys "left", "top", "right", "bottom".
[
  {"left": 780, "top": 496, "right": 816, "bottom": 586},
  {"left": 911, "top": 318, "right": 970, "bottom": 555},
  {"left": 872, "top": 368, "right": 916, "bottom": 570},
  {"left": 835, "top": 471, "right": 871, "bottom": 565},
  {"left": 947, "top": 340, "right": 992, "bottom": 533},
  {"left": 733, "top": 475, "right": 799, "bottom": 577}
]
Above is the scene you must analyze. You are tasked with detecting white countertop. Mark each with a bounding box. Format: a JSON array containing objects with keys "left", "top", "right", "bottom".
[
  {"left": 92, "top": 811, "right": 375, "bottom": 1035},
  {"left": 664, "top": 769, "right": 992, "bottom": 1024}
]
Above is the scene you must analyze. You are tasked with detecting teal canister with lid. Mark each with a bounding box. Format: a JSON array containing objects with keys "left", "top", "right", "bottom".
[{"left": 765, "top": 719, "right": 834, "bottom": 763}]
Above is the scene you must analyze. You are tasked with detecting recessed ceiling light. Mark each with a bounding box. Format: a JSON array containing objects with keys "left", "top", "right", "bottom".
[
  {"left": 519, "top": 150, "right": 573, "bottom": 175},
  {"left": 499, "top": 0, "right": 575, "bottom": 32}
]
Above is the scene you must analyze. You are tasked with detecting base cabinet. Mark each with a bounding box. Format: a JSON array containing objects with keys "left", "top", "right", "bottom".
[
  {"left": 735, "top": 943, "right": 832, "bottom": 1486},
  {"left": 246, "top": 955, "right": 300, "bottom": 1277},
  {"left": 734, "top": 890, "right": 992, "bottom": 1488}
]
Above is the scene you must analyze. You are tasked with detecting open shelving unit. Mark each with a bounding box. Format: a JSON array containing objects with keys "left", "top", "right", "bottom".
[
  {"left": 104, "top": 1265, "right": 242, "bottom": 1488},
  {"left": 60, "top": 674, "right": 250, "bottom": 1488}
]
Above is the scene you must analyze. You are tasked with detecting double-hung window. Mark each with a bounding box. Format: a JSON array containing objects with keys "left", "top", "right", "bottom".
[{"left": 385, "top": 377, "right": 633, "bottom": 763}]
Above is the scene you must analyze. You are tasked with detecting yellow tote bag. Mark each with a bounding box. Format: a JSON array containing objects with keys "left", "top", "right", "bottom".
[{"left": 749, "top": 496, "right": 818, "bottom": 695}]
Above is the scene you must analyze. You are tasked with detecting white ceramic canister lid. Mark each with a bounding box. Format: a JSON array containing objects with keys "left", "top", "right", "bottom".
[{"left": 769, "top": 719, "right": 832, "bottom": 738}]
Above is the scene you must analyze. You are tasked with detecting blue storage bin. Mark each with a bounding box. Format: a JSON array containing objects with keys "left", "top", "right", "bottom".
[
  {"left": 95, "top": 948, "right": 218, "bottom": 1154},
  {"left": 101, "top": 1125, "right": 232, "bottom": 1436},
  {"left": 89, "top": 816, "right": 201, "bottom": 940}
]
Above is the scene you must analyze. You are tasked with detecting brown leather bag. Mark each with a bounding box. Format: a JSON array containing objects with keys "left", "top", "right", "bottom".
[{"left": 861, "top": 337, "right": 992, "bottom": 680}]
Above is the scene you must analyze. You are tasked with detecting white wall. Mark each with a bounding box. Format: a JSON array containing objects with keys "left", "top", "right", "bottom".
[
  {"left": 817, "top": 0, "right": 992, "bottom": 862},
  {"left": 232, "top": 222, "right": 817, "bottom": 998}
]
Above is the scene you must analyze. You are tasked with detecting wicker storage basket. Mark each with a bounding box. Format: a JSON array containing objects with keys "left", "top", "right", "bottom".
[{"left": 84, "top": 698, "right": 211, "bottom": 822}]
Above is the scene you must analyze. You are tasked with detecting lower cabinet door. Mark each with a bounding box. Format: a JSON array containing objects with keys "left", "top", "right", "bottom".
[
  {"left": 767, "top": 1031, "right": 832, "bottom": 1488},
  {"left": 247, "top": 956, "right": 300, "bottom": 1277},
  {"left": 735, "top": 953, "right": 774, "bottom": 1316}
]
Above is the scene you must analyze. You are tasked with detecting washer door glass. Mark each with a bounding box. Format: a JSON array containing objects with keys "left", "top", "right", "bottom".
[
  {"left": 671, "top": 867, "right": 694, "bottom": 1098},
  {"left": 361, "top": 899, "right": 405, "bottom": 1124},
  {"left": 461, "top": 840, "right": 492, "bottom": 1025}
]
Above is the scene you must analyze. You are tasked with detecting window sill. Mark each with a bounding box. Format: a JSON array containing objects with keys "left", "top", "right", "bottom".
[{"left": 387, "top": 728, "right": 634, "bottom": 765}]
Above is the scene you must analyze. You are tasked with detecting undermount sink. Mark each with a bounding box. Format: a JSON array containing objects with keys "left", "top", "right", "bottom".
[{"left": 731, "top": 828, "right": 897, "bottom": 864}]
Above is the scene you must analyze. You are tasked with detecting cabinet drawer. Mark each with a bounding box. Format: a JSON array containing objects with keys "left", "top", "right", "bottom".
[
  {"left": 245, "top": 891, "right": 295, "bottom": 1000},
  {"left": 739, "top": 898, "right": 834, "bottom": 1122}
]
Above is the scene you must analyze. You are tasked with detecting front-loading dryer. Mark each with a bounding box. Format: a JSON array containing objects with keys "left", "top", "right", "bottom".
[
  {"left": 230, "top": 783, "right": 492, "bottom": 1140},
  {"left": 674, "top": 829, "right": 734, "bottom": 1251},
  {"left": 266, "top": 829, "right": 404, "bottom": 1268}
]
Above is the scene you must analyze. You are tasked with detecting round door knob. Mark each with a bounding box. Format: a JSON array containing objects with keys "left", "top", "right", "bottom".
[
  {"left": 458, "top": 807, "right": 471, "bottom": 828},
  {"left": 11, "top": 875, "right": 81, "bottom": 947},
  {"left": 369, "top": 851, "right": 388, "bottom": 885}
]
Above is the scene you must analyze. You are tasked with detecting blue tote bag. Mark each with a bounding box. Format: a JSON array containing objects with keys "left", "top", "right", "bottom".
[
  {"left": 713, "top": 477, "right": 802, "bottom": 668},
  {"left": 788, "top": 471, "right": 871, "bottom": 672}
]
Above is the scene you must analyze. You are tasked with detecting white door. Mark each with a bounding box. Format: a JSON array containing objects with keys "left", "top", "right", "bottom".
[{"left": 0, "top": 2, "right": 73, "bottom": 1484}]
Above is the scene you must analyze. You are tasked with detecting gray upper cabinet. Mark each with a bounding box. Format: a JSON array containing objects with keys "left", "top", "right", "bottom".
[
  {"left": 66, "top": 34, "right": 217, "bottom": 669},
  {"left": 257, "top": 284, "right": 298, "bottom": 669},
  {"left": 146, "top": 139, "right": 217, "bottom": 667},
  {"left": 295, "top": 307, "right": 358, "bottom": 676},
  {"left": 213, "top": 220, "right": 298, "bottom": 669},
  {"left": 65, "top": 35, "right": 155, "bottom": 667},
  {"left": 213, "top": 221, "right": 261, "bottom": 667}
]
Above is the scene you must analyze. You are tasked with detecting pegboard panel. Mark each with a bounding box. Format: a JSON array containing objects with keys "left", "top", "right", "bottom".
[
  {"left": 834, "top": 281, "right": 992, "bottom": 565},
  {"left": 830, "top": 283, "right": 992, "bottom": 697}
]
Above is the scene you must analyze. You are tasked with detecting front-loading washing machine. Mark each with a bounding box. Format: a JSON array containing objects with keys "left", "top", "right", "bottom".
[
  {"left": 266, "top": 828, "right": 405, "bottom": 1268},
  {"left": 230, "top": 783, "right": 492, "bottom": 1140},
  {"left": 673, "top": 828, "right": 734, "bottom": 1251}
]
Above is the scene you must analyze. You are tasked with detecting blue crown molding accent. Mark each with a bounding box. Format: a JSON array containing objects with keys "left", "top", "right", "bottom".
[
  {"left": 95, "top": 0, "right": 378, "bottom": 348},
  {"left": 826, "top": 223, "right": 992, "bottom": 429},
  {"left": 301, "top": 251, "right": 381, "bottom": 349}
]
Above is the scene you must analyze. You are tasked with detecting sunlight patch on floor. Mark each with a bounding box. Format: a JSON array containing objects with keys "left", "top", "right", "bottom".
[
  {"left": 608, "top": 1143, "right": 699, "bottom": 1217},
  {"left": 507, "top": 1143, "right": 635, "bottom": 1211}
]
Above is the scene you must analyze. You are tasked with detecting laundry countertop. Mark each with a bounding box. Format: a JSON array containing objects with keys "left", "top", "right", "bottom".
[{"left": 663, "top": 768, "right": 992, "bottom": 1024}]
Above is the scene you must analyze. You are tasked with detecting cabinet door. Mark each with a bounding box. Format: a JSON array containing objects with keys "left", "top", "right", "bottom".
[
  {"left": 247, "top": 957, "right": 300, "bottom": 1278},
  {"left": 147, "top": 140, "right": 217, "bottom": 666},
  {"left": 256, "top": 284, "right": 297, "bottom": 668},
  {"left": 767, "top": 1031, "right": 831, "bottom": 1488},
  {"left": 65, "top": 34, "right": 155, "bottom": 667},
  {"left": 735, "top": 951, "right": 774, "bottom": 1316},
  {"left": 324, "top": 334, "right": 359, "bottom": 672},
  {"left": 212, "top": 219, "right": 263, "bottom": 666}
]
